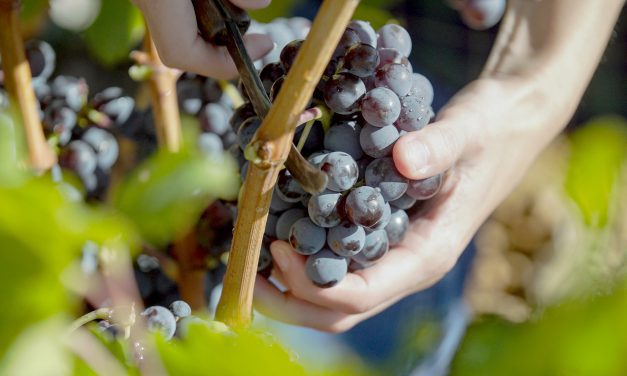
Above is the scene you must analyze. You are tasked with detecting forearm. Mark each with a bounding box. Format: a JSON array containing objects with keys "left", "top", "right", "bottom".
[{"left": 483, "top": 0, "right": 624, "bottom": 132}]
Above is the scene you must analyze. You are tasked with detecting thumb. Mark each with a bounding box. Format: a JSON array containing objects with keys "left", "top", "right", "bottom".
[{"left": 393, "top": 113, "right": 470, "bottom": 180}]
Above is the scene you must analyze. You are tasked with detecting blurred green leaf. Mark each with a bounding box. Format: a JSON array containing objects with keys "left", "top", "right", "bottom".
[
  {"left": 451, "top": 285, "right": 627, "bottom": 376},
  {"left": 249, "top": 0, "right": 298, "bottom": 23},
  {"left": 112, "top": 148, "right": 239, "bottom": 246},
  {"left": 83, "top": 0, "right": 144, "bottom": 66},
  {"left": 565, "top": 116, "right": 627, "bottom": 227}
]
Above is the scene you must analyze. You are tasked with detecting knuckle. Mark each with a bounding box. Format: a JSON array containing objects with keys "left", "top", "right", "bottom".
[{"left": 342, "top": 299, "right": 372, "bottom": 315}]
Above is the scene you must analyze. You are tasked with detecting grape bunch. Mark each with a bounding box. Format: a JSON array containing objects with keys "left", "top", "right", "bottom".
[{"left": 233, "top": 21, "right": 444, "bottom": 288}]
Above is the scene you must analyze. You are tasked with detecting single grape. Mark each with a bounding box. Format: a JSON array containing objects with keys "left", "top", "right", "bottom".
[
  {"left": 289, "top": 218, "right": 326, "bottom": 255},
  {"left": 360, "top": 87, "right": 401, "bottom": 127},
  {"left": 260, "top": 62, "right": 285, "bottom": 94},
  {"left": 276, "top": 208, "right": 306, "bottom": 240},
  {"left": 323, "top": 121, "right": 363, "bottom": 160},
  {"left": 141, "top": 306, "right": 177, "bottom": 340},
  {"left": 406, "top": 173, "right": 443, "bottom": 200},
  {"left": 344, "top": 43, "right": 380, "bottom": 78},
  {"left": 323, "top": 73, "right": 366, "bottom": 115},
  {"left": 294, "top": 121, "right": 325, "bottom": 157},
  {"left": 320, "top": 151, "right": 359, "bottom": 192},
  {"left": 370, "top": 202, "right": 391, "bottom": 231},
  {"left": 176, "top": 76, "right": 203, "bottom": 115},
  {"left": 203, "top": 78, "right": 225, "bottom": 103},
  {"left": 42, "top": 102, "right": 76, "bottom": 145},
  {"left": 230, "top": 102, "right": 255, "bottom": 132},
  {"left": 269, "top": 192, "right": 294, "bottom": 213},
  {"left": 348, "top": 20, "right": 377, "bottom": 48},
  {"left": 280, "top": 39, "right": 304, "bottom": 72},
  {"left": 198, "top": 133, "right": 224, "bottom": 158},
  {"left": 169, "top": 300, "right": 192, "bottom": 319},
  {"left": 258, "top": 240, "right": 273, "bottom": 277},
  {"left": 333, "top": 28, "right": 360, "bottom": 58},
  {"left": 92, "top": 87, "right": 135, "bottom": 126},
  {"left": 275, "top": 169, "right": 307, "bottom": 203},
  {"left": 269, "top": 76, "right": 285, "bottom": 102},
  {"left": 390, "top": 194, "right": 417, "bottom": 210},
  {"left": 327, "top": 222, "right": 366, "bottom": 257},
  {"left": 385, "top": 207, "right": 409, "bottom": 246},
  {"left": 200, "top": 103, "right": 230, "bottom": 136},
  {"left": 305, "top": 249, "right": 348, "bottom": 288},
  {"left": 265, "top": 213, "right": 278, "bottom": 238},
  {"left": 307, "top": 151, "right": 330, "bottom": 168},
  {"left": 50, "top": 75, "right": 88, "bottom": 112},
  {"left": 308, "top": 190, "right": 343, "bottom": 228},
  {"left": 460, "top": 0, "right": 506, "bottom": 30},
  {"left": 408, "top": 73, "right": 434, "bottom": 105},
  {"left": 395, "top": 95, "right": 431, "bottom": 132},
  {"left": 81, "top": 127, "right": 119, "bottom": 172},
  {"left": 365, "top": 158, "right": 408, "bottom": 202},
  {"left": 359, "top": 124, "right": 400, "bottom": 158},
  {"left": 377, "top": 24, "right": 412, "bottom": 57},
  {"left": 237, "top": 116, "right": 262, "bottom": 150},
  {"left": 25, "top": 40, "right": 56, "bottom": 86},
  {"left": 345, "top": 186, "right": 386, "bottom": 228},
  {"left": 374, "top": 63, "right": 412, "bottom": 97},
  {"left": 59, "top": 140, "right": 97, "bottom": 175},
  {"left": 351, "top": 229, "right": 389, "bottom": 264},
  {"left": 377, "top": 48, "right": 403, "bottom": 69}
]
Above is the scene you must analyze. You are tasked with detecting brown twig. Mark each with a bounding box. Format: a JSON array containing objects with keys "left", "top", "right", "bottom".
[
  {"left": 0, "top": 0, "right": 55, "bottom": 170},
  {"left": 215, "top": 0, "right": 360, "bottom": 328},
  {"left": 137, "top": 26, "right": 207, "bottom": 311}
]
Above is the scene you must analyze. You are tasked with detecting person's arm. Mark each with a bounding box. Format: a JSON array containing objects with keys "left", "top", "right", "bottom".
[
  {"left": 253, "top": 0, "right": 625, "bottom": 332},
  {"left": 133, "top": 0, "right": 273, "bottom": 79}
]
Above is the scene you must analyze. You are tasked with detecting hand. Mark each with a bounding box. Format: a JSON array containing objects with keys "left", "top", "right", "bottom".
[
  {"left": 253, "top": 75, "right": 560, "bottom": 332},
  {"left": 134, "top": 0, "right": 274, "bottom": 79}
]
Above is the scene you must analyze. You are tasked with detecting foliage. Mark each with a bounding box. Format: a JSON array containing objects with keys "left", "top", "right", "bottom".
[{"left": 83, "top": 0, "right": 144, "bottom": 66}]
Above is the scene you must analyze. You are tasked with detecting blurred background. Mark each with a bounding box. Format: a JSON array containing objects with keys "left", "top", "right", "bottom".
[{"left": 2, "top": 0, "right": 626, "bottom": 375}]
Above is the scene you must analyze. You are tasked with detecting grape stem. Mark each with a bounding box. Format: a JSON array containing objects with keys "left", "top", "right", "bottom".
[
  {"left": 215, "top": 0, "right": 360, "bottom": 328},
  {"left": 68, "top": 308, "right": 112, "bottom": 333},
  {"left": 0, "top": 0, "right": 55, "bottom": 170},
  {"left": 136, "top": 26, "right": 207, "bottom": 311}
]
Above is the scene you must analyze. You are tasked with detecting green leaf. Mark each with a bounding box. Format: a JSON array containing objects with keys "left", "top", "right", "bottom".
[
  {"left": 451, "top": 285, "right": 627, "bottom": 376},
  {"left": 565, "top": 116, "right": 627, "bottom": 227},
  {"left": 83, "top": 0, "right": 144, "bottom": 66},
  {"left": 111, "top": 148, "right": 239, "bottom": 246}
]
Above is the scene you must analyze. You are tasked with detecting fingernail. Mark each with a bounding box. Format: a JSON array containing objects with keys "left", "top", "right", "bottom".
[{"left": 271, "top": 242, "right": 290, "bottom": 272}]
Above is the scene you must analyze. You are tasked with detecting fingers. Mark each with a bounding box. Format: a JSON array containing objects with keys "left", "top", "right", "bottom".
[
  {"left": 139, "top": 0, "right": 273, "bottom": 79},
  {"left": 393, "top": 114, "right": 472, "bottom": 180},
  {"left": 229, "top": 0, "right": 272, "bottom": 9}
]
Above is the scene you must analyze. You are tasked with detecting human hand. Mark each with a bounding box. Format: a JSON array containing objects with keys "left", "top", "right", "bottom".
[
  {"left": 133, "top": 0, "right": 274, "bottom": 79},
  {"left": 253, "top": 75, "right": 566, "bottom": 332}
]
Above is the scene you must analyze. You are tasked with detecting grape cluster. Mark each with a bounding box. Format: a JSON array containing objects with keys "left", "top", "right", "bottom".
[{"left": 234, "top": 21, "right": 443, "bottom": 287}]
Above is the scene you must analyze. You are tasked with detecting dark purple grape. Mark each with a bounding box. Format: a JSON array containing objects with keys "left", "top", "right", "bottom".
[
  {"left": 347, "top": 20, "right": 377, "bottom": 48},
  {"left": 384, "top": 208, "right": 409, "bottom": 246},
  {"left": 258, "top": 241, "right": 273, "bottom": 277},
  {"left": 328, "top": 222, "right": 366, "bottom": 257},
  {"left": 169, "top": 300, "right": 192, "bottom": 319},
  {"left": 294, "top": 121, "right": 325, "bottom": 157},
  {"left": 276, "top": 208, "right": 306, "bottom": 240},
  {"left": 377, "top": 24, "right": 412, "bottom": 57},
  {"left": 280, "top": 39, "right": 304, "bottom": 72},
  {"left": 360, "top": 87, "right": 401, "bottom": 127},
  {"left": 59, "top": 140, "right": 97, "bottom": 175},
  {"left": 237, "top": 116, "right": 262, "bottom": 150},
  {"left": 352, "top": 229, "right": 389, "bottom": 264},
  {"left": 270, "top": 191, "right": 295, "bottom": 213},
  {"left": 356, "top": 157, "right": 372, "bottom": 182},
  {"left": 317, "top": 59, "right": 340, "bottom": 91},
  {"left": 141, "top": 306, "right": 177, "bottom": 340},
  {"left": 408, "top": 73, "right": 434, "bottom": 105},
  {"left": 42, "top": 101, "right": 76, "bottom": 145},
  {"left": 305, "top": 249, "right": 348, "bottom": 288},
  {"left": 345, "top": 186, "right": 386, "bottom": 227},
  {"left": 81, "top": 127, "right": 119, "bottom": 171},
  {"left": 269, "top": 76, "right": 285, "bottom": 102},
  {"left": 359, "top": 124, "right": 399, "bottom": 158},
  {"left": 323, "top": 73, "right": 366, "bottom": 115},
  {"left": 323, "top": 121, "right": 363, "bottom": 160},
  {"left": 50, "top": 75, "right": 88, "bottom": 112},
  {"left": 370, "top": 202, "right": 391, "bottom": 231},
  {"left": 374, "top": 63, "right": 412, "bottom": 97},
  {"left": 395, "top": 95, "right": 431, "bottom": 132},
  {"left": 92, "top": 87, "right": 135, "bottom": 126},
  {"left": 275, "top": 169, "right": 306, "bottom": 203},
  {"left": 230, "top": 102, "right": 255, "bottom": 132},
  {"left": 260, "top": 62, "right": 285, "bottom": 94},
  {"left": 307, "top": 151, "right": 330, "bottom": 168},
  {"left": 202, "top": 78, "right": 224, "bottom": 103},
  {"left": 265, "top": 213, "right": 278, "bottom": 238},
  {"left": 390, "top": 194, "right": 417, "bottom": 210},
  {"left": 289, "top": 218, "right": 326, "bottom": 255},
  {"left": 200, "top": 103, "right": 230, "bottom": 135},
  {"left": 308, "top": 190, "right": 343, "bottom": 228},
  {"left": 406, "top": 173, "right": 443, "bottom": 200},
  {"left": 198, "top": 133, "right": 224, "bottom": 157},
  {"left": 365, "top": 158, "right": 408, "bottom": 202},
  {"left": 176, "top": 76, "right": 203, "bottom": 115},
  {"left": 377, "top": 48, "right": 403, "bottom": 69},
  {"left": 25, "top": 40, "right": 55, "bottom": 86},
  {"left": 344, "top": 44, "right": 380, "bottom": 78},
  {"left": 333, "top": 29, "right": 361, "bottom": 58},
  {"left": 320, "top": 151, "right": 359, "bottom": 192},
  {"left": 460, "top": 0, "right": 506, "bottom": 30}
]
